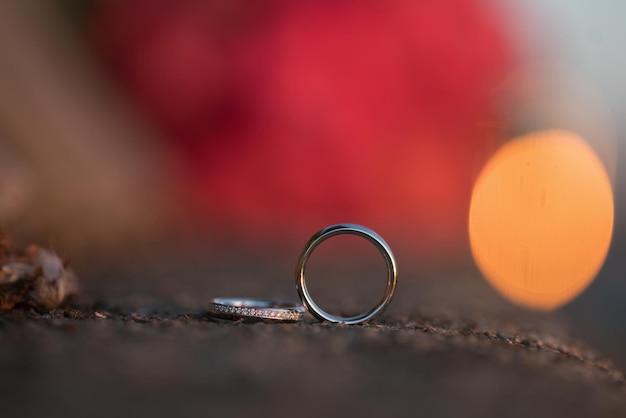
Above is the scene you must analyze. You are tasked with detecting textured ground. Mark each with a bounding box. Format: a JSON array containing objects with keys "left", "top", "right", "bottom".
[{"left": 0, "top": 254, "right": 625, "bottom": 418}]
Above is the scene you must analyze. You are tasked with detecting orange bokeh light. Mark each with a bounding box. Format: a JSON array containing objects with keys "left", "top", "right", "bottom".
[{"left": 469, "top": 130, "right": 614, "bottom": 311}]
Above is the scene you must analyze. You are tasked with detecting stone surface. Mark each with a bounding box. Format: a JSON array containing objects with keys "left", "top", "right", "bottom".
[
  {"left": 1, "top": 255, "right": 624, "bottom": 418},
  {"left": 0, "top": 305, "right": 624, "bottom": 418}
]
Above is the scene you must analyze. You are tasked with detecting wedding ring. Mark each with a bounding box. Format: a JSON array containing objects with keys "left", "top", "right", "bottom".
[
  {"left": 295, "top": 224, "right": 397, "bottom": 325},
  {"left": 207, "top": 297, "right": 306, "bottom": 322}
]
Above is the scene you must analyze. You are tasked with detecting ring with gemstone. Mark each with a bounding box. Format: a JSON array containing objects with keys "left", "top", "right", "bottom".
[
  {"left": 207, "top": 297, "right": 306, "bottom": 322},
  {"left": 295, "top": 224, "right": 398, "bottom": 325}
]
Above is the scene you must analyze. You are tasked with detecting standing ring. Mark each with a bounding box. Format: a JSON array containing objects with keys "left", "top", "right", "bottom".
[{"left": 295, "top": 224, "right": 397, "bottom": 324}]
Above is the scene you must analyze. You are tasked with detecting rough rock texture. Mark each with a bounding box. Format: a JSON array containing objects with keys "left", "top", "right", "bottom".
[
  {"left": 0, "top": 305, "right": 624, "bottom": 418},
  {"left": 0, "top": 256, "right": 624, "bottom": 418}
]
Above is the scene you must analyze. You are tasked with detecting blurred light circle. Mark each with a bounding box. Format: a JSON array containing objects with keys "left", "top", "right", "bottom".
[{"left": 469, "top": 130, "right": 614, "bottom": 310}]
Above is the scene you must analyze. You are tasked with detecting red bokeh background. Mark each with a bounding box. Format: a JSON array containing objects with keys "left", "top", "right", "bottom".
[{"left": 92, "top": 0, "right": 515, "bottom": 255}]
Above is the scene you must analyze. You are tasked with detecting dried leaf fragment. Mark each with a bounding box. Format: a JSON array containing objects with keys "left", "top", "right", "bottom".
[{"left": 0, "top": 240, "right": 79, "bottom": 310}]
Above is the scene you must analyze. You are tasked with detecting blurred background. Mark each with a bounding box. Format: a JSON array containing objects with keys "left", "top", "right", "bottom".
[{"left": 0, "top": 0, "right": 624, "bottom": 370}]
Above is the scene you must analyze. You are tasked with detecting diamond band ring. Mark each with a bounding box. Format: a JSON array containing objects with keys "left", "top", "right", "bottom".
[
  {"left": 295, "top": 224, "right": 397, "bottom": 325},
  {"left": 207, "top": 297, "right": 306, "bottom": 322}
]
